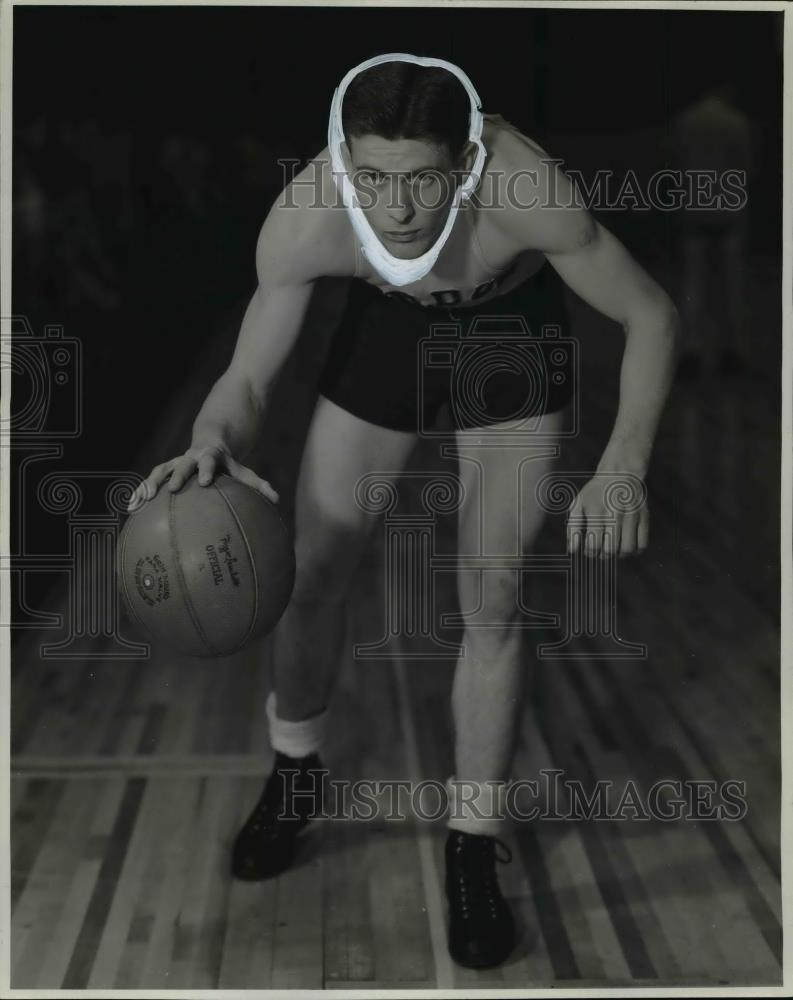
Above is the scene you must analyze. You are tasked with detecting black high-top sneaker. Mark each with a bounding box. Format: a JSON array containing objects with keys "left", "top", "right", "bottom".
[
  {"left": 231, "top": 750, "right": 325, "bottom": 880},
  {"left": 445, "top": 829, "right": 516, "bottom": 968}
]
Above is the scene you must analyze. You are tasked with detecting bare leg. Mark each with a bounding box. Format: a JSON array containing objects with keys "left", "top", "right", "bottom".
[
  {"left": 273, "top": 395, "right": 416, "bottom": 722},
  {"left": 452, "top": 409, "right": 565, "bottom": 784},
  {"left": 442, "top": 409, "right": 565, "bottom": 970}
]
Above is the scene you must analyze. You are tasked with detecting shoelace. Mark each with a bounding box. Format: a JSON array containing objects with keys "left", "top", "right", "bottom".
[
  {"left": 452, "top": 836, "right": 513, "bottom": 921},
  {"left": 247, "top": 773, "right": 307, "bottom": 834}
]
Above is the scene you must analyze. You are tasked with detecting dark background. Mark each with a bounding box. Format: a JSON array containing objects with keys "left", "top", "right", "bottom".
[{"left": 10, "top": 5, "right": 784, "bottom": 624}]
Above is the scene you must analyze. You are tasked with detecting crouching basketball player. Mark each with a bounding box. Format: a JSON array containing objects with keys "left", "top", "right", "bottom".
[{"left": 129, "top": 55, "right": 680, "bottom": 969}]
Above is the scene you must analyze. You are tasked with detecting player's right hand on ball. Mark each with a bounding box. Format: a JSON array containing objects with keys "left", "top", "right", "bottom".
[{"left": 126, "top": 445, "right": 279, "bottom": 512}]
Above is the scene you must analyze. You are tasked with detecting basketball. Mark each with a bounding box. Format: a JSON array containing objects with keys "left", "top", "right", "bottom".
[{"left": 117, "top": 473, "right": 295, "bottom": 657}]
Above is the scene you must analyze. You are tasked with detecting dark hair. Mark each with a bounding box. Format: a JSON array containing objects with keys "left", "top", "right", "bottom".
[{"left": 341, "top": 61, "right": 472, "bottom": 159}]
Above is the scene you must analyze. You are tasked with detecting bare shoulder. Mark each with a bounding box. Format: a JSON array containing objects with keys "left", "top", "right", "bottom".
[
  {"left": 483, "top": 115, "right": 553, "bottom": 169},
  {"left": 479, "top": 116, "right": 595, "bottom": 255},
  {"left": 256, "top": 148, "right": 356, "bottom": 286}
]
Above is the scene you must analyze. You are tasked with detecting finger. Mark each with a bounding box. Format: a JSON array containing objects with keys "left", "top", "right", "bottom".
[
  {"left": 567, "top": 500, "right": 582, "bottom": 554},
  {"left": 130, "top": 464, "right": 172, "bottom": 507},
  {"left": 227, "top": 459, "right": 280, "bottom": 503},
  {"left": 585, "top": 525, "right": 602, "bottom": 558},
  {"left": 126, "top": 485, "right": 145, "bottom": 512},
  {"left": 619, "top": 514, "right": 638, "bottom": 556},
  {"left": 260, "top": 481, "right": 280, "bottom": 503},
  {"left": 168, "top": 457, "right": 197, "bottom": 492},
  {"left": 130, "top": 479, "right": 156, "bottom": 508},
  {"left": 128, "top": 460, "right": 180, "bottom": 510},
  {"left": 567, "top": 516, "right": 582, "bottom": 554},
  {"left": 599, "top": 526, "right": 614, "bottom": 560},
  {"left": 637, "top": 508, "right": 650, "bottom": 553},
  {"left": 151, "top": 461, "right": 175, "bottom": 486},
  {"left": 197, "top": 451, "right": 220, "bottom": 486}
]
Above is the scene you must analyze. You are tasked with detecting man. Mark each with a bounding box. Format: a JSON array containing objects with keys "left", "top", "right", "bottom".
[{"left": 128, "top": 55, "right": 680, "bottom": 969}]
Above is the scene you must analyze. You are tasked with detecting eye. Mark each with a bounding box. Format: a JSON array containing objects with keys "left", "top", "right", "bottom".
[
  {"left": 414, "top": 171, "right": 440, "bottom": 188},
  {"left": 357, "top": 171, "right": 385, "bottom": 186}
]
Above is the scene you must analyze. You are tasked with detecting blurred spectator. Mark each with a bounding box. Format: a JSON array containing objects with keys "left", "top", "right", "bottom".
[{"left": 669, "top": 81, "right": 753, "bottom": 378}]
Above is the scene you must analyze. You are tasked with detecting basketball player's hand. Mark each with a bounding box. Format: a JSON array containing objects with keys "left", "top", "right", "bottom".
[
  {"left": 566, "top": 468, "right": 649, "bottom": 559},
  {"left": 127, "top": 445, "right": 279, "bottom": 512}
]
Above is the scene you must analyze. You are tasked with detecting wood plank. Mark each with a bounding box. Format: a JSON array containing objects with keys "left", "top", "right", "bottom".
[
  {"left": 269, "top": 826, "right": 325, "bottom": 989},
  {"left": 566, "top": 674, "right": 703, "bottom": 981},
  {"left": 11, "top": 753, "right": 271, "bottom": 778},
  {"left": 61, "top": 777, "right": 148, "bottom": 988},
  {"left": 216, "top": 779, "right": 278, "bottom": 989},
  {"left": 174, "top": 775, "right": 235, "bottom": 988},
  {"left": 556, "top": 826, "right": 633, "bottom": 982},
  {"left": 557, "top": 652, "right": 780, "bottom": 984},
  {"left": 611, "top": 559, "right": 780, "bottom": 870},
  {"left": 516, "top": 693, "right": 636, "bottom": 983},
  {"left": 12, "top": 780, "right": 101, "bottom": 986},
  {"left": 246, "top": 640, "right": 274, "bottom": 759},
  {"left": 539, "top": 658, "right": 668, "bottom": 981},
  {"left": 133, "top": 778, "right": 200, "bottom": 987},
  {"left": 389, "top": 824, "right": 434, "bottom": 983},
  {"left": 86, "top": 776, "right": 175, "bottom": 987},
  {"left": 113, "top": 779, "right": 187, "bottom": 988},
  {"left": 36, "top": 778, "right": 127, "bottom": 988},
  {"left": 322, "top": 819, "right": 375, "bottom": 985},
  {"left": 11, "top": 779, "right": 66, "bottom": 908},
  {"left": 497, "top": 830, "right": 556, "bottom": 986},
  {"left": 95, "top": 661, "right": 148, "bottom": 756},
  {"left": 154, "top": 659, "right": 208, "bottom": 756}
]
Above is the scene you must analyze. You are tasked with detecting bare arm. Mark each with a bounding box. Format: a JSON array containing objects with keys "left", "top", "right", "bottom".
[
  {"left": 493, "top": 131, "right": 681, "bottom": 558},
  {"left": 497, "top": 136, "right": 681, "bottom": 474},
  {"left": 189, "top": 274, "right": 315, "bottom": 462},
  {"left": 544, "top": 218, "right": 681, "bottom": 476},
  {"left": 127, "top": 156, "right": 349, "bottom": 510},
  {"left": 190, "top": 156, "right": 353, "bottom": 472}
]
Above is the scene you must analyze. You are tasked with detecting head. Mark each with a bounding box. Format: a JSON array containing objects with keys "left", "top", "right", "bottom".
[{"left": 340, "top": 61, "right": 478, "bottom": 259}]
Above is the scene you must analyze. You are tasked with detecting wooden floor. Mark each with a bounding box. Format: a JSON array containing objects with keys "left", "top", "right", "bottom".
[{"left": 9, "top": 257, "right": 783, "bottom": 989}]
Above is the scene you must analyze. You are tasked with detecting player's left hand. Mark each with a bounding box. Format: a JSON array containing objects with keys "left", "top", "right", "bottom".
[{"left": 566, "top": 467, "right": 649, "bottom": 558}]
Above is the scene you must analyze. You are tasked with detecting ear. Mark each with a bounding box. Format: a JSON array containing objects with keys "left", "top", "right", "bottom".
[
  {"left": 453, "top": 140, "right": 480, "bottom": 185},
  {"left": 458, "top": 140, "right": 478, "bottom": 173}
]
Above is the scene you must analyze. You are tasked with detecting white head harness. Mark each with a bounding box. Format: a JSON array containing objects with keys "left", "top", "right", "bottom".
[{"left": 328, "top": 52, "right": 486, "bottom": 287}]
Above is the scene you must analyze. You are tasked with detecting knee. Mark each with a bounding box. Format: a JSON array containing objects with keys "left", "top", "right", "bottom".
[
  {"left": 292, "top": 514, "right": 373, "bottom": 605},
  {"left": 468, "top": 572, "right": 523, "bottom": 637}
]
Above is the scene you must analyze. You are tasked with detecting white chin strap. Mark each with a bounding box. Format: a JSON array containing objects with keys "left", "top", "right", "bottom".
[{"left": 328, "top": 53, "right": 486, "bottom": 288}]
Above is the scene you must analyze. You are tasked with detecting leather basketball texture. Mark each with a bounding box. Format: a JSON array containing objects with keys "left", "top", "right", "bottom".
[{"left": 118, "top": 474, "right": 295, "bottom": 657}]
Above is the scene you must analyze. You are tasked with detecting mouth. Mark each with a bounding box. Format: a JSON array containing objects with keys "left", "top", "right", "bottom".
[{"left": 383, "top": 229, "right": 422, "bottom": 244}]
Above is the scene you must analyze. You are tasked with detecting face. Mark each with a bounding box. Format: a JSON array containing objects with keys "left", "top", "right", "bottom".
[{"left": 345, "top": 134, "right": 466, "bottom": 259}]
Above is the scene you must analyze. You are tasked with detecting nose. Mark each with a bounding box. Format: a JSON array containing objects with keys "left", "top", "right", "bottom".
[{"left": 386, "top": 176, "right": 416, "bottom": 225}]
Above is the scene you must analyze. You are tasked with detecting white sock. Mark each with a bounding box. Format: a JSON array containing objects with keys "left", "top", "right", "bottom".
[
  {"left": 265, "top": 691, "right": 327, "bottom": 758},
  {"left": 446, "top": 776, "right": 508, "bottom": 838}
]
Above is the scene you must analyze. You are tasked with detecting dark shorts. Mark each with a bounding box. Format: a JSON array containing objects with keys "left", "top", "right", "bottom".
[{"left": 318, "top": 260, "right": 577, "bottom": 433}]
